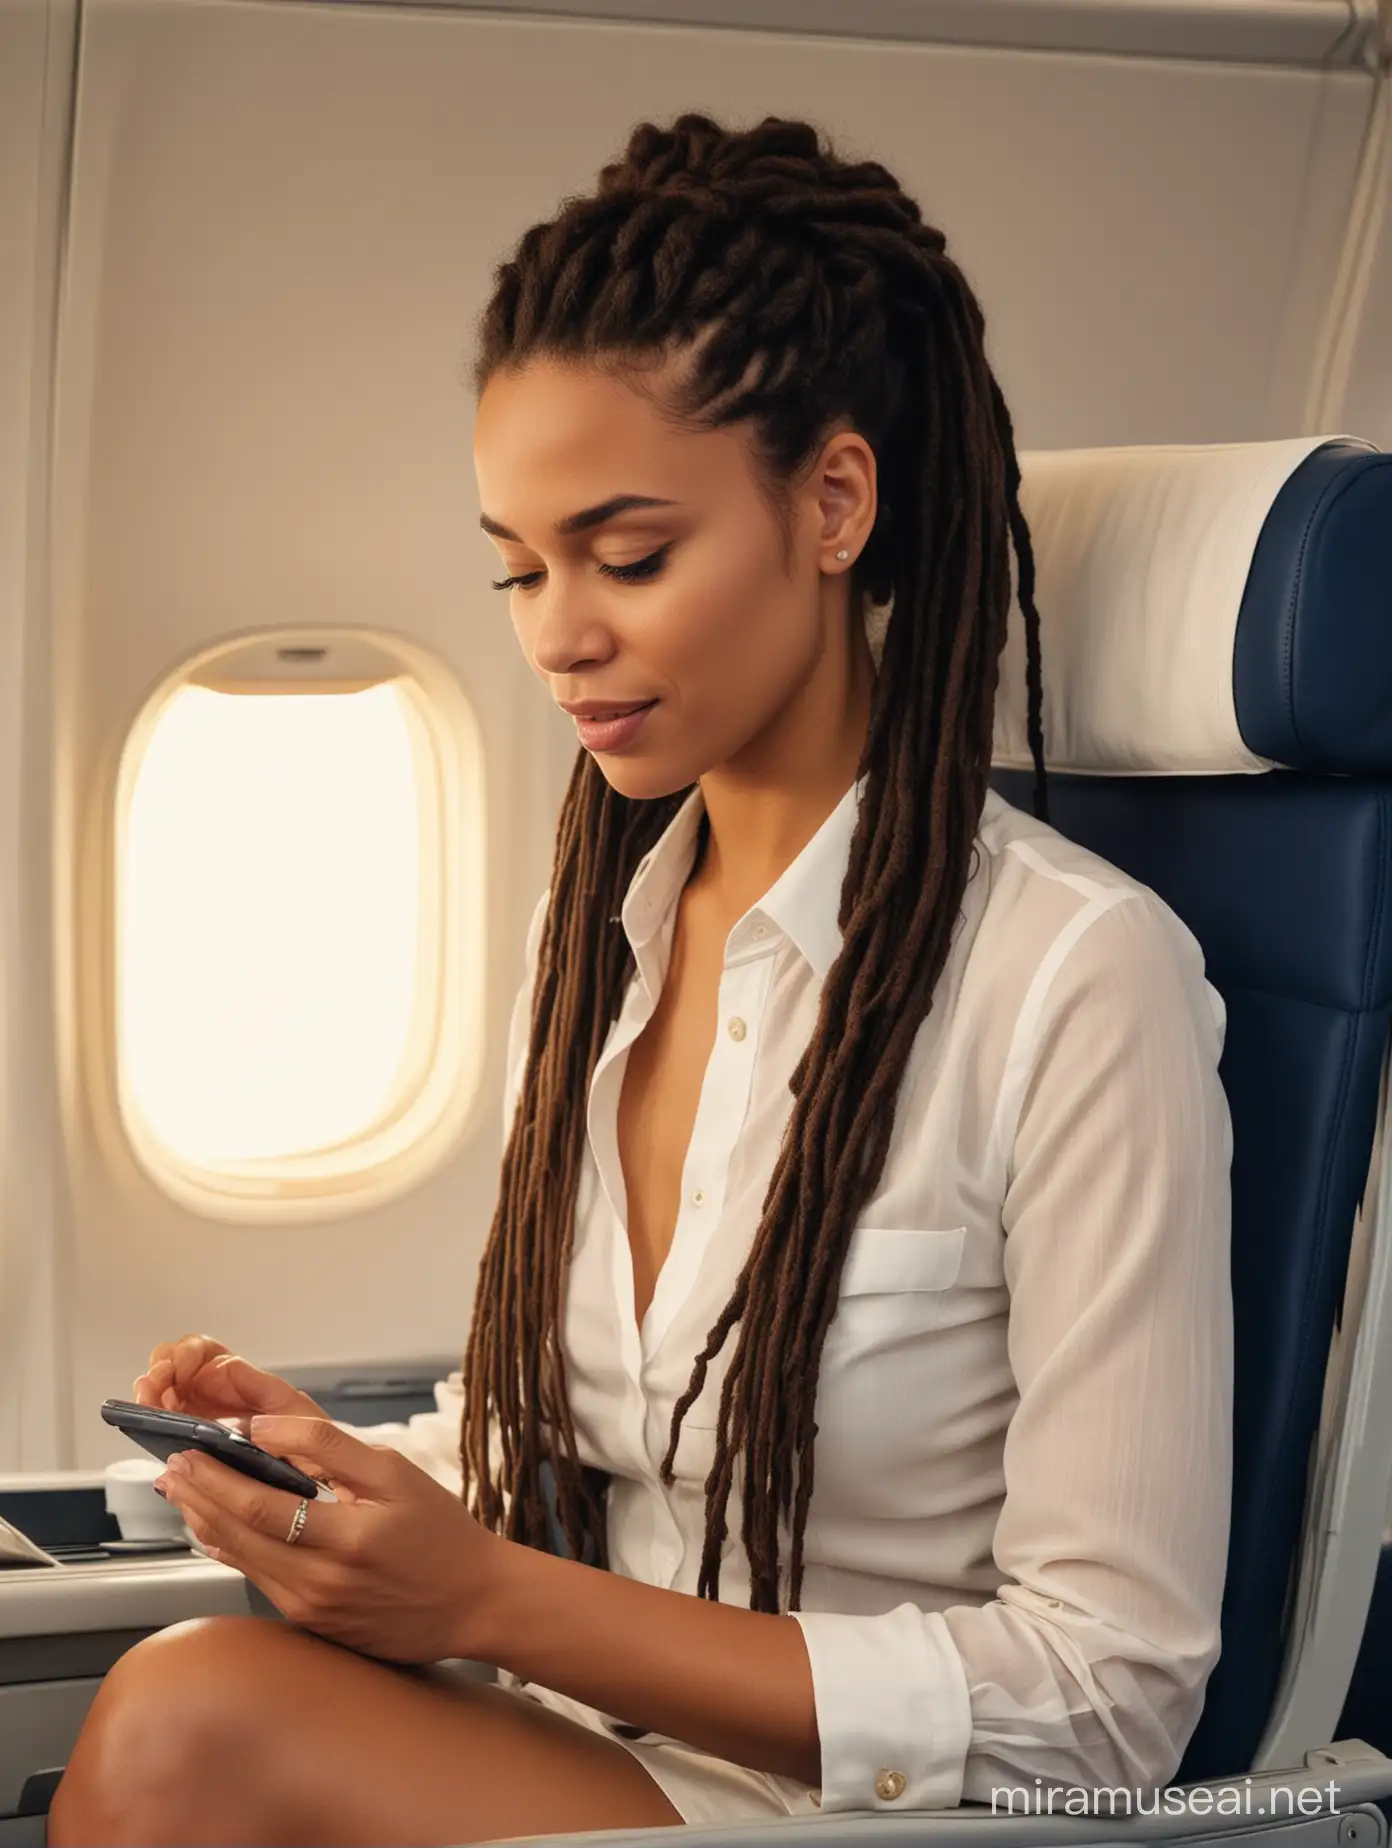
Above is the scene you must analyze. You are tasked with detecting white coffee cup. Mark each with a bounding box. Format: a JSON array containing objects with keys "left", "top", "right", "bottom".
[{"left": 104, "top": 1457, "right": 190, "bottom": 1542}]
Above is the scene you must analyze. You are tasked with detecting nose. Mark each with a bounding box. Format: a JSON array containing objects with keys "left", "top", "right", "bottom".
[{"left": 525, "top": 583, "right": 617, "bottom": 681}]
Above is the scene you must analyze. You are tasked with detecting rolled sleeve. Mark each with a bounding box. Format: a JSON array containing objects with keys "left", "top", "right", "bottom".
[
  {"left": 792, "top": 889, "right": 1232, "bottom": 1811},
  {"left": 338, "top": 1371, "right": 467, "bottom": 1493},
  {"left": 791, "top": 1603, "right": 973, "bottom": 1810}
]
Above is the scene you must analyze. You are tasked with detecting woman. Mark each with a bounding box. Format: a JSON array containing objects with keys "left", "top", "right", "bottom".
[{"left": 50, "top": 111, "right": 1232, "bottom": 1846}]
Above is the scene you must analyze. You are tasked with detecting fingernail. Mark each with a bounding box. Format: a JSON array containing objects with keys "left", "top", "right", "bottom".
[{"left": 152, "top": 1481, "right": 169, "bottom": 1499}]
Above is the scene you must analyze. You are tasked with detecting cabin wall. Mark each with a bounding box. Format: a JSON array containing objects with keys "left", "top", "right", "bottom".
[
  {"left": 0, "top": 0, "right": 80, "bottom": 1471},
  {"left": 1, "top": 0, "right": 1387, "bottom": 1469},
  {"left": 1322, "top": 72, "right": 1392, "bottom": 447}
]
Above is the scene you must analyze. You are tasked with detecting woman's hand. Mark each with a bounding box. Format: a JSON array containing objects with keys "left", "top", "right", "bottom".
[
  {"left": 133, "top": 1335, "right": 326, "bottom": 1432},
  {"left": 154, "top": 1416, "right": 511, "bottom": 1666}
]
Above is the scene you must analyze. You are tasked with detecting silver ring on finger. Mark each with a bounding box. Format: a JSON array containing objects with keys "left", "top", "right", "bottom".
[{"left": 285, "top": 1496, "right": 310, "bottom": 1545}]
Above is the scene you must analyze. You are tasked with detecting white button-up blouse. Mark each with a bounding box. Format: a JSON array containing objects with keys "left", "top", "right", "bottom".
[{"left": 358, "top": 776, "right": 1234, "bottom": 1813}]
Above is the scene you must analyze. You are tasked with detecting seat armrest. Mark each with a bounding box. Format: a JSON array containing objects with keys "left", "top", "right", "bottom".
[{"left": 493, "top": 1746, "right": 1392, "bottom": 1848}]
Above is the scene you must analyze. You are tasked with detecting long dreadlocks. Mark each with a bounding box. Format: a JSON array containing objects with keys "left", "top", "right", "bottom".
[{"left": 461, "top": 112, "right": 1047, "bottom": 1614}]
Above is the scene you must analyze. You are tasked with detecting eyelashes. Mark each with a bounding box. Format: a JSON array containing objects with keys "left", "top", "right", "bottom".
[
  {"left": 600, "top": 541, "right": 674, "bottom": 583},
  {"left": 490, "top": 541, "right": 673, "bottom": 593}
]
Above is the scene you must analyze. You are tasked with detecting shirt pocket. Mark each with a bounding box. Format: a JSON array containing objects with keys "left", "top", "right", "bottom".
[
  {"left": 838, "top": 1224, "right": 967, "bottom": 1297},
  {"left": 822, "top": 1224, "right": 970, "bottom": 1388},
  {"left": 810, "top": 1225, "right": 973, "bottom": 1514},
  {"left": 665, "top": 1228, "right": 968, "bottom": 1495}
]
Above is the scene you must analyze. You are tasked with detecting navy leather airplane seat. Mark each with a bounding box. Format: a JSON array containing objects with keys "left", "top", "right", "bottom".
[{"left": 993, "top": 437, "right": 1392, "bottom": 1784}]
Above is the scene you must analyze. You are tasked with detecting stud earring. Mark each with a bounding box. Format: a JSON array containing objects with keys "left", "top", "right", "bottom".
[{"left": 835, "top": 548, "right": 850, "bottom": 561}]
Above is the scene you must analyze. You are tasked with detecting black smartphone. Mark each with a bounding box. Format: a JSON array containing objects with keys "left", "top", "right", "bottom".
[{"left": 100, "top": 1399, "right": 322, "bottom": 1500}]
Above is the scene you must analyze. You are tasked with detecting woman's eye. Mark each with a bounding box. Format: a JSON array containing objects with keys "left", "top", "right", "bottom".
[
  {"left": 490, "top": 542, "right": 672, "bottom": 593},
  {"left": 597, "top": 543, "right": 672, "bottom": 583}
]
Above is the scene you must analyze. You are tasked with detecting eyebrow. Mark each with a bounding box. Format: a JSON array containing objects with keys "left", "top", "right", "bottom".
[{"left": 478, "top": 493, "right": 680, "bottom": 542}]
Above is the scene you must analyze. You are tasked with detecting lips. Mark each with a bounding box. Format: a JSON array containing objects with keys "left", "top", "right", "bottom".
[
  {"left": 561, "top": 698, "right": 658, "bottom": 719},
  {"left": 571, "top": 701, "right": 658, "bottom": 752}
]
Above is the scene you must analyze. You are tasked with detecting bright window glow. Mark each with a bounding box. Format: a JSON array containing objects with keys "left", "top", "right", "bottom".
[{"left": 119, "top": 684, "right": 424, "bottom": 1167}]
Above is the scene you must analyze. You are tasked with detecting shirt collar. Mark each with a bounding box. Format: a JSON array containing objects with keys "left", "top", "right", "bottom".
[{"left": 619, "top": 773, "right": 868, "bottom": 980}]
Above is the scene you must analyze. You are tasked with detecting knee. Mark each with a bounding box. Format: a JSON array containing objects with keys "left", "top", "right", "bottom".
[{"left": 48, "top": 1615, "right": 292, "bottom": 1846}]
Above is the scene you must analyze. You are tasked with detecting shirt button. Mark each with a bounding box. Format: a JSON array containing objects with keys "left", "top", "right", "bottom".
[
  {"left": 727, "top": 1016, "right": 747, "bottom": 1041},
  {"left": 691, "top": 1188, "right": 706, "bottom": 1207},
  {"left": 752, "top": 922, "right": 767, "bottom": 939},
  {"left": 875, "top": 1769, "right": 908, "bottom": 1801}
]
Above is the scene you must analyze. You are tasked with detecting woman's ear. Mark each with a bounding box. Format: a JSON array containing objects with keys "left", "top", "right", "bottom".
[{"left": 813, "top": 426, "right": 877, "bottom": 571}]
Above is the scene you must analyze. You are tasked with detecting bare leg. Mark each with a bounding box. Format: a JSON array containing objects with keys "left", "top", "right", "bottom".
[{"left": 48, "top": 1615, "right": 686, "bottom": 1847}]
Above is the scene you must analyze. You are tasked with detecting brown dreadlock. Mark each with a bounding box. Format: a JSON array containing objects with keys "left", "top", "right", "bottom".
[{"left": 460, "top": 111, "right": 1048, "bottom": 1614}]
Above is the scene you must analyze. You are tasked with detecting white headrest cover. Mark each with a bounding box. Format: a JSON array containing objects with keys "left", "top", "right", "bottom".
[{"left": 991, "top": 435, "right": 1345, "bottom": 775}]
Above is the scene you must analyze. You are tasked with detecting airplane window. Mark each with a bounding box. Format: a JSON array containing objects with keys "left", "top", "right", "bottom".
[{"left": 111, "top": 664, "right": 479, "bottom": 1218}]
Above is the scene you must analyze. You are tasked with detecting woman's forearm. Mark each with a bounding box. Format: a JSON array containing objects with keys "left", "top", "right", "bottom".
[{"left": 462, "top": 1536, "right": 822, "bottom": 1789}]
